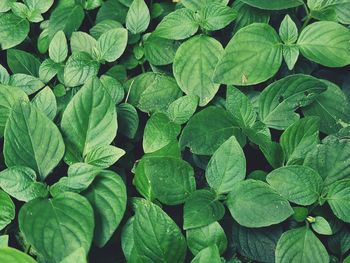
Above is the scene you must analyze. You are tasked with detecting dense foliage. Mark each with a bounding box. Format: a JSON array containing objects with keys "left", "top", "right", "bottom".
[{"left": 0, "top": 0, "right": 350, "bottom": 262}]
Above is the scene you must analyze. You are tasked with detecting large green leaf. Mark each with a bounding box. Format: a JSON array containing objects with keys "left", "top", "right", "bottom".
[
  {"left": 7, "top": 49, "right": 41, "bottom": 77},
  {"left": 126, "top": 0, "right": 150, "bottom": 34},
  {"left": 133, "top": 199, "right": 187, "bottom": 263},
  {"left": 173, "top": 35, "right": 223, "bottom": 106},
  {"left": 19, "top": 193, "right": 94, "bottom": 263},
  {"left": 275, "top": 227, "right": 329, "bottom": 263},
  {"left": 206, "top": 136, "right": 246, "bottom": 194},
  {"left": 61, "top": 77, "right": 117, "bottom": 159},
  {"left": 266, "top": 165, "right": 323, "bottom": 205},
  {"left": 0, "top": 247, "right": 37, "bottom": 263},
  {"left": 0, "top": 166, "right": 48, "bottom": 202},
  {"left": 326, "top": 179, "right": 350, "bottom": 223},
  {"left": 96, "top": 28, "right": 128, "bottom": 62},
  {"left": 180, "top": 106, "right": 245, "bottom": 155},
  {"left": 241, "top": 0, "right": 303, "bottom": 10},
  {"left": 0, "top": 190, "right": 15, "bottom": 231},
  {"left": 258, "top": 74, "right": 327, "bottom": 130},
  {"left": 4, "top": 101, "right": 65, "bottom": 180},
  {"left": 297, "top": 21, "right": 350, "bottom": 67},
  {"left": 183, "top": 190, "right": 225, "bottom": 230},
  {"left": 214, "top": 23, "right": 282, "bottom": 86},
  {"left": 227, "top": 180, "right": 293, "bottom": 227},
  {"left": 84, "top": 171, "right": 127, "bottom": 247},
  {"left": 0, "top": 13, "right": 29, "bottom": 49}
]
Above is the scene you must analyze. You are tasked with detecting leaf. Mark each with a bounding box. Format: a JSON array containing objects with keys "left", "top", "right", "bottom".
[
  {"left": 283, "top": 45, "right": 299, "bottom": 70},
  {"left": 327, "top": 179, "right": 350, "bottom": 223},
  {"left": 0, "top": 166, "right": 48, "bottom": 202},
  {"left": 153, "top": 8, "right": 199, "bottom": 40},
  {"left": 280, "top": 117, "right": 320, "bottom": 165},
  {"left": 279, "top": 15, "right": 298, "bottom": 44},
  {"left": 32, "top": 86, "right": 57, "bottom": 120},
  {"left": 126, "top": 0, "right": 150, "bottom": 34},
  {"left": 9, "top": 73, "right": 45, "bottom": 95},
  {"left": 167, "top": 95, "right": 198, "bottom": 125},
  {"left": 0, "top": 84, "right": 28, "bottom": 137},
  {"left": 63, "top": 52, "right": 100, "bottom": 87},
  {"left": 0, "top": 235, "right": 8, "bottom": 247},
  {"left": 181, "top": 0, "right": 229, "bottom": 11},
  {"left": 206, "top": 136, "right": 246, "bottom": 194},
  {"left": 4, "top": 101, "right": 65, "bottom": 180},
  {"left": 49, "top": 30, "right": 68, "bottom": 63},
  {"left": 0, "top": 190, "right": 15, "bottom": 231},
  {"left": 59, "top": 248, "right": 87, "bottom": 263},
  {"left": 275, "top": 227, "right": 329, "bottom": 263},
  {"left": 96, "top": 28, "right": 128, "bottom": 62},
  {"left": 311, "top": 216, "right": 333, "bottom": 235},
  {"left": 266, "top": 165, "right": 323, "bottom": 205},
  {"left": 133, "top": 199, "right": 187, "bottom": 263},
  {"left": 232, "top": 223, "right": 282, "bottom": 263},
  {"left": 180, "top": 106, "right": 245, "bottom": 155},
  {"left": 100, "top": 75, "right": 125, "bottom": 104},
  {"left": 96, "top": 0, "right": 128, "bottom": 24},
  {"left": 258, "top": 74, "right": 327, "bottom": 130},
  {"left": 241, "top": 0, "right": 303, "bottom": 10},
  {"left": 0, "top": 0, "right": 16, "bottom": 12},
  {"left": 304, "top": 139, "right": 350, "bottom": 187},
  {"left": 297, "top": 21, "right": 350, "bottom": 67},
  {"left": 84, "top": 171, "right": 127, "bottom": 247},
  {"left": 61, "top": 78, "right": 117, "bottom": 159},
  {"left": 117, "top": 103, "right": 139, "bottom": 139},
  {"left": 39, "top": 59, "right": 60, "bottom": 83},
  {"left": 84, "top": 145, "right": 125, "bottom": 168},
  {"left": 143, "top": 112, "right": 181, "bottom": 153},
  {"left": 90, "top": 19, "right": 123, "bottom": 39},
  {"left": 328, "top": 226, "right": 350, "bottom": 255},
  {"left": 191, "top": 245, "right": 222, "bottom": 263},
  {"left": 199, "top": 3, "right": 237, "bottom": 31},
  {"left": 302, "top": 80, "right": 350, "bottom": 135},
  {"left": 7, "top": 49, "right": 41, "bottom": 77},
  {"left": 226, "top": 180, "right": 293, "bottom": 228},
  {"left": 70, "top": 31, "right": 97, "bottom": 56},
  {"left": 307, "top": 0, "right": 350, "bottom": 24},
  {"left": 0, "top": 13, "right": 29, "bottom": 50},
  {"left": 183, "top": 190, "right": 225, "bottom": 230},
  {"left": 226, "top": 86, "right": 256, "bottom": 128},
  {"left": 173, "top": 35, "right": 223, "bottom": 106},
  {"left": 0, "top": 64, "right": 10, "bottom": 84},
  {"left": 214, "top": 23, "right": 282, "bottom": 86},
  {"left": 19, "top": 192, "right": 94, "bottom": 263},
  {"left": 0, "top": 247, "right": 37, "bottom": 263},
  {"left": 23, "top": 0, "right": 54, "bottom": 13}
]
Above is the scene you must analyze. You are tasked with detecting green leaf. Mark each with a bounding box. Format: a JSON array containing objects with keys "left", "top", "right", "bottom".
[
  {"left": 84, "top": 171, "right": 127, "bottom": 247},
  {"left": 241, "top": 0, "right": 303, "bottom": 10},
  {"left": 4, "top": 101, "right": 65, "bottom": 180},
  {"left": 297, "top": 21, "right": 350, "bottom": 67},
  {"left": 39, "top": 59, "right": 60, "bottom": 83},
  {"left": 307, "top": 0, "right": 350, "bottom": 24},
  {"left": 173, "top": 35, "right": 223, "bottom": 106},
  {"left": 311, "top": 216, "right": 333, "bottom": 235},
  {"left": 63, "top": 52, "right": 100, "bottom": 87},
  {"left": 0, "top": 0, "right": 16, "bottom": 12},
  {"left": 126, "top": 0, "right": 150, "bottom": 34},
  {"left": 184, "top": 190, "right": 225, "bottom": 230},
  {"left": 49, "top": 31, "right": 68, "bottom": 63},
  {"left": 7, "top": 49, "right": 41, "bottom": 77},
  {"left": 32, "top": 86, "right": 57, "bottom": 120},
  {"left": 266, "top": 165, "right": 323, "bottom": 205},
  {"left": 186, "top": 222, "right": 227, "bottom": 255},
  {"left": 61, "top": 77, "right": 117, "bottom": 158},
  {"left": 327, "top": 179, "right": 350, "bottom": 223},
  {"left": 302, "top": 80, "right": 350, "bottom": 135},
  {"left": 180, "top": 106, "right": 245, "bottom": 155},
  {"left": 0, "top": 13, "right": 29, "bottom": 50},
  {"left": 90, "top": 19, "right": 123, "bottom": 39},
  {"left": 275, "top": 227, "right": 329, "bottom": 263},
  {"left": 280, "top": 117, "right": 320, "bottom": 165},
  {"left": 226, "top": 86, "right": 256, "bottom": 128},
  {"left": 227, "top": 180, "right": 293, "bottom": 228},
  {"left": 304, "top": 139, "right": 350, "bottom": 187},
  {"left": 167, "top": 95, "right": 198, "bottom": 125},
  {"left": 9, "top": 73, "right": 45, "bottom": 95},
  {"left": 117, "top": 103, "right": 139, "bottom": 139},
  {"left": 59, "top": 248, "right": 87, "bottom": 263},
  {"left": 191, "top": 245, "right": 222, "bottom": 263},
  {"left": 0, "top": 64, "right": 10, "bottom": 84},
  {"left": 100, "top": 75, "right": 125, "bottom": 104},
  {"left": 328, "top": 226, "right": 350, "bottom": 255},
  {"left": 84, "top": 145, "right": 125, "bottom": 168},
  {"left": 0, "top": 190, "right": 15, "bottom": 231},
  {"left": 206, "top": 136, "right": 246, "bottom": 194},
  {"left": 96, "top": 0, "right": 128, "bottom": 24},
  {"left": 0, "top": 84, "right": 28, "bottom": 137},
  {"left": 0, "top": 166, "right": 48, "bottom": 202},
  {"left": 23, "top": 0, "right": 53, "bottom": 13},
  {"left": 214, "top": 23, "right": 282, "bottom": 86},
  {"left": 258, "top": 74, "right": 327, "bottom": 130},
  {"left": 19, "top": 192, "right": 94, "bottom": 263},
  {"left": 154, "top": 8, "right": 199, "bottom": 40},
  {"left": 96, "top": 28, "right": 128, "bottom": 62},
  {"left": 0, "top": 247, "right": 37, "bottom": 263},
  {"left": 279, "top": 15, "right": 298, "bottom": 44},
  {"left": 199, "top": 3, "right": 237, "bottom": 31},
  {"left": 0, "top": 235, "right": 8, "bottom": 247},
  {"left": 182, "top": 0, "right": 229, "bottom": 11},
  {"left": 282, "top": 45, "right": 299, "bottom": 70},
  {"left": 70, "top": 31, "right": 97, "bottom": 56},
  {"left": 143, "top": 112, "right": 181, "bottom": 153}
]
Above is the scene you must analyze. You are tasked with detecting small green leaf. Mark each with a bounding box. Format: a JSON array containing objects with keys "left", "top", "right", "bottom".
[
  {"left": 70, "top": 31, "right": 97, "bottom": 56},
  {"left": 199, "top": 3, "right": 237, "bottom": 31},
  {"left": 327, "top": 179, "right": 350, "bottom": 223},
  {"left": 32, "top": 86, "right": 57, "bottom": 120},
  {"left": 167, "top": 95, "right": 198, "bottom": 125},
  {"left": 84, "top": 145, "right": 125, "bottom": 168},
  {"left": 126, "top": 0, "right": 150, "bottom": 34},
  {"left": 49, "top": 30, "right": 68, "bottom": 63},
  {"left": 279, "top": 15, "right": 298, "bottom": 44},
  {"left": 7, "top": 49, "right": 41, "bottom": 77},
  {"left": 0, "top": 13, "right": 29, "bottom": 50},
  {"left": 117, "top": 103, "right": 139, "bottom": 139},
  {"left": 0, "top": 190, "right": 15, "bottom": 231},
  {"left": 311, "top": 216, "right": 333, "bottom": 235},
  {"left": 96, "top": 28, "right": 128, "bottom": 62},
  {"left": 9, "top": 73, "right": 45, "bottom": 95},
  {"left": 282, "top": 45, "right": 299, "bottom": 70}
]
